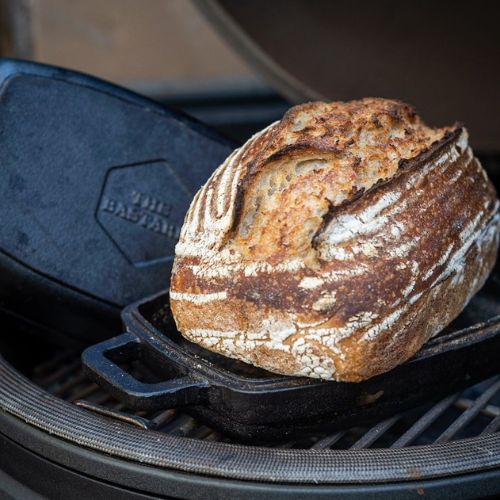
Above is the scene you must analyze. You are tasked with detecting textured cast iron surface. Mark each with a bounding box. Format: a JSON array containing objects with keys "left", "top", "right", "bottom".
[
  {"left": 1, "top": 354, "right": 500, "bottom": 484},
  {"left": 0, "top": 59, "right": 233, "bottom": 343}
]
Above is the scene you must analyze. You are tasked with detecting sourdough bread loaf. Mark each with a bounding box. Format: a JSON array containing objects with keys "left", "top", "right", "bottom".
[{"left": 170, "top": 98, "right": 500, "bottom": 382}]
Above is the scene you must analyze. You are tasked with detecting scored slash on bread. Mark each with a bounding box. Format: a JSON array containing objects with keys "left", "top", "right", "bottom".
[{"left": 170, "top": 98, "right": 500, "bottom": 382}]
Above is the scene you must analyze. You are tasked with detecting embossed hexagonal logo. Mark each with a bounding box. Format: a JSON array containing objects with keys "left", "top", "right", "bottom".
[{"left": 97, "top": 160, "right": 192, "bottom": 266}]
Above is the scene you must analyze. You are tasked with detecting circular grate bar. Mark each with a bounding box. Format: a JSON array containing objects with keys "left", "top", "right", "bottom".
[{"left": 1, "top": 355, "right": 500, "bottom": 484}]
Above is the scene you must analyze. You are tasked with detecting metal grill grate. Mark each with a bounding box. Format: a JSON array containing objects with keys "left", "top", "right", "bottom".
[
  {"left": 31, "top": 348, "right": 500, "bottom": 450},
  {"left": 2, "top": 329, "right": 500, "bottom": 485}
]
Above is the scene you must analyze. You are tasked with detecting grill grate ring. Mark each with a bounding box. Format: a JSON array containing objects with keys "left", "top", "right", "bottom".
[{"left": 1, "top": 352, "right": 500, "bottom": 484}]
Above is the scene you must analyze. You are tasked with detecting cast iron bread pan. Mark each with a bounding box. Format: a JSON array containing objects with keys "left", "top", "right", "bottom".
[
  {"left": 83, "top": 260, "right": 500, "bottom": 441},
  {"left": 0, "top": 59, "right": 233, "bottom": 344}
]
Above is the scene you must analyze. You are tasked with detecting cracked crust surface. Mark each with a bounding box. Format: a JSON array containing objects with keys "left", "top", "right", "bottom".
[{"left": 170, "top": 98, "right": 500, "bottom": 382}]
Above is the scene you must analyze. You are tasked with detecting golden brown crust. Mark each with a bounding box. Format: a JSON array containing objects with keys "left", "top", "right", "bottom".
[{"left": 170, "top": 98, "right": 500, "bottom": 382}]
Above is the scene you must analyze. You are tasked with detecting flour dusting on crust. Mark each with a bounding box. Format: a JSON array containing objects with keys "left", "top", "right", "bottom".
[{"left": 170, "top": 99, "right": 499, "bottom": 382}]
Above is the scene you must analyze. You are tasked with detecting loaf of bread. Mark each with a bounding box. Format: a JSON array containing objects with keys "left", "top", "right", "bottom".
[{"left": 170, "top": 98, "right": 499, "bottom": 382}]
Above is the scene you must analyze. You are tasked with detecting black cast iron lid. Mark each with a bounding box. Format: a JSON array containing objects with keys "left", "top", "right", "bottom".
[{"left": 0, "top": 59, "right": 234, "bottom": 342}]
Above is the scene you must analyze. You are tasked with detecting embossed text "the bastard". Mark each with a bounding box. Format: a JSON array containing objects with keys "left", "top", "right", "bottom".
[{"left": 100, "top": 190, "right": 181, "bottom": 239}]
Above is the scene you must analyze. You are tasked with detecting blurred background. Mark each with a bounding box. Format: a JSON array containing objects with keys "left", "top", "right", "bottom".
[
  {"left": 0, "top": 0, "right": 499, "bottom": 149},
  {"left": 0, "top": 0, "right": 290, "bottom": 142}
]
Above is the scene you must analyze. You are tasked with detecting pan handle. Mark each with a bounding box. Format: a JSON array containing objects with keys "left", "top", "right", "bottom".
[{"left": 81, "top": 332, "right": 209, "bottom": 411}]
